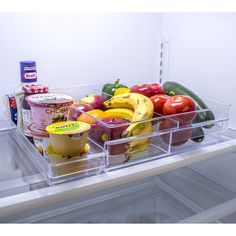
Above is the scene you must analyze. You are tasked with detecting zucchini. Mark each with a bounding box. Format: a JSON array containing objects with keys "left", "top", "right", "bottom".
[
  {"left": 163, "top": 81, "right": 215, "bottom": 128},
  {"left": 191, "top": 127, "right": 205, "bottom": 143}
]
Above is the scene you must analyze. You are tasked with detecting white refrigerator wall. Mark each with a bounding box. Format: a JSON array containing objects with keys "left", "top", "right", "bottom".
[
  {"left": 162, "top": 13, "right": 236, "bottom": 129},
  {"left": 0, "top": 13, "right": 163, "bottom": 119},
  {"left": 1, "top": 13, "right": 235, "bottom": 129}
]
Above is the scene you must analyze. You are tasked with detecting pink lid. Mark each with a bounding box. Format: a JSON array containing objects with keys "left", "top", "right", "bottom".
[
  {"left": 26, "top": 93, "right": 73, "bottom": 107},
  {"left": 22, "top": 84, "right": 48, "bottom": 94}
]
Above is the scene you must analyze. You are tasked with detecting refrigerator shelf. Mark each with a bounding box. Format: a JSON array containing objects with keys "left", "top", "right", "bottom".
[{"left": 3, "top": 83, "right": 232, "bottom": 185}]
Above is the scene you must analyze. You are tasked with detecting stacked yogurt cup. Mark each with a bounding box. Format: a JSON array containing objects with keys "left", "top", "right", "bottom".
[{"left": 27, "top": 93, "right": 91, "bottom": 157}]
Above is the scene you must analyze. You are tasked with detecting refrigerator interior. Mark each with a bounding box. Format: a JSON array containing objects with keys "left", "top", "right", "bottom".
[{"left": 0, "top": 13, "right": 236, "bottom": 223}]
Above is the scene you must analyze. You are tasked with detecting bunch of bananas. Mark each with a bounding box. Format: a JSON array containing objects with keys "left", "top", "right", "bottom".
[
  {"left": 104, "top": 93, "right": 154, "bottom": 161},
  {"left": 104, "top": 108, "right": 134, "bottom": 121}
]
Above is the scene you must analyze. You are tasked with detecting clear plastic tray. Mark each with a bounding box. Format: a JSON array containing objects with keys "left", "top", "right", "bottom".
[
  {"left": 63, "top": 84, "right": 230, "bottom": 171},
  {"left": 3, "top": 118, "right": 106, "bottom": 185},
  {"left": 4, "top": 83, "right": 231, "bottom": 185}
]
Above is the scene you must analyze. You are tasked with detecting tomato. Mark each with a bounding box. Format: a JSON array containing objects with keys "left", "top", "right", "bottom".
[
  {"left": 150, "top": 94, "right": 170, "bottom": 114},
  {"left": 163, "top": 95, "right": 196, "bottom": 124},
  {"left": 78, "top": 109, "right": 108, "bottom": 124},
  {"left": 160, "top": 119, "right": 192, "bottom": 146}
]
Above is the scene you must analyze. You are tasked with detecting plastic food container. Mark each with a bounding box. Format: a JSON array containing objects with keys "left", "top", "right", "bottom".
[
  {"left": 26, "top": 93, "right": 73, "bottom": 130},
  {"left": 28, "top": 123, "right": 50, "bottom": 156},
  {"left": 22, "top": 84, "right": 48, "bottom": 139},
  {"left": 90, "top": 118, "right": 129, "bottom": 155},
  {"left": 46, "top": 121, "right": 91, "bottom": 157}
]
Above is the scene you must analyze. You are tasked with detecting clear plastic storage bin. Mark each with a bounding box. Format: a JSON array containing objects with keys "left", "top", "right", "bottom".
[
  {"left": 64, "top": 84, "right": 231, "bottom": 171},
  {"left": 4, "top": 83, "right": 231, "bottom": 185},
  {"left": 10, "top": 121, "right": 107, "bottom": 185}
]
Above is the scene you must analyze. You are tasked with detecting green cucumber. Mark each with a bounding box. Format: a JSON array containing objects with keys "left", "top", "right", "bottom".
[
  {"left": 191, "top": 127, "right": 205, "bottom": 143},
  {"left": 163, "top": 81, "right": 215, "bottom": 128}
]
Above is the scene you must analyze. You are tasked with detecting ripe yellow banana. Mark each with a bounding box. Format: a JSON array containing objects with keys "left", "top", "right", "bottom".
[
  {"left": 104, "top": 108, "right": 134, "bottom": 121},
  {"left": 104, "top": 93, "right": 154, "bottom": 161},
  {"left": 124, "top": 139, "right": 150, "bottom": 163},
  {"left": 124, "top": 121, "right": 152, "bottom": 161},
  {"left": 104, "top": 93, "right": 154, "bottom": 137}
]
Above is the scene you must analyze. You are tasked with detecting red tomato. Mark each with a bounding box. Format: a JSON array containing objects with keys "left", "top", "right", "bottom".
[
  {"left": 150, "top": 94, "right": 170, "bottom": 114},
  {"left": 163, "top": 95, "right": 196, "bottom": 124},
  {"left": 160, "top": 120, "right": 192, "bottom": 146},
  {"left": 149, "top": 83, "right": 164, "bottom": 95}
]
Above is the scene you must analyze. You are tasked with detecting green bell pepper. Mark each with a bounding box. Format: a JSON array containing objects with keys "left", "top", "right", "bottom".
[{"left": 102, "top": 79, "right": 128, "bottom": 100}]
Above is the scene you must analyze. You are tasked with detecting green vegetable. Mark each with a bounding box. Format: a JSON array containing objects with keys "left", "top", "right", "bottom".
[
  {"left": 102, "top": 79, "right": 128, "bottom": 100},
  {"left": 163, "top": 81, "right": 215, "bottom": 128},
  {"left": 191, "top": 127, "right": 205, "bottom": 142}
]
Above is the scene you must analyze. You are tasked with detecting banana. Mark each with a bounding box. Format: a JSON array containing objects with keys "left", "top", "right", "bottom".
[
  {"left": 104, "top": 93, "right": 154, "bottom": 161},
  {"left": 124, "top": 121, "right": 152, "bottom": 161},
  {"left": 124, "top": 140, "right": 150, "bottom": 163},
  {"left": 104, "top": 108, "right": 134, "bottom": 121},
  {"left": 104, "top": 93, "right": 154, "bottom": 137}
]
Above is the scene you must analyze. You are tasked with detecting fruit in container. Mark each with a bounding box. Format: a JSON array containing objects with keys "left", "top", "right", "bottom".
[
  {"left": 149, "top": 83, "right": 164, "bottom": 95},
  {"left": 80, "top": 94, "right": 104, "bottom": 109},
  {"left": 130, "top": 83, "right": 164, "bottom": 97},
  {"left": 102, "top": 79, "right": 128, "bottom": 100},
  {"left": 163, "top": 81, "right": 215, "bottom": 128},
  {"left": 68, "top": 103, "right": 94, "bottom": 121},
  {"left": 150, "top": 94, "right": 170, "bottom": 114},
  {"left": 160, "top": 119, "right": 192, "bottom": 146},
  {"left": 78, "top": 109, "right": 108, "bottom": 124},
  {"left": 89, "top": 118, "right": 129, "bottom": 155},
  {"left": 72, "top": 99, "right": 79, "bottom": 104},
  {"left": 104, "top": 93, "right": 153, "bottom": 160},
  {"left": 130, "top": 84, "right": 153, "bottom": 97},
  {"left": 104, "top": 108, "right": 134, "bottom": 121},
  {"left": 104, "top": 93, "right": 153, "bottom": 137},
  {"left": 114, "top": 87, "right": 131, "bottom": 96},
  {"left": 163, "top": 95, "right": 197, "bottom": 125}
]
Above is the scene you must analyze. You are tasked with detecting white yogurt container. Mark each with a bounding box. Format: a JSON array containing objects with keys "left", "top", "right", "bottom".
[{"left": 29, "top": 123, "right": 50, "bottom": 156}]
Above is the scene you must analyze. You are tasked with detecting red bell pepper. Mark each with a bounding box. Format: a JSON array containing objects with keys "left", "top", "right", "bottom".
[{"left": 130, "top": 83, "right": 164, "bottom": 97}]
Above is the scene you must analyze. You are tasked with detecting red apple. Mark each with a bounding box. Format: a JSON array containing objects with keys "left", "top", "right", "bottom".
[
  {"left": 68, "top": 103, "right": 94, "bottom": 121},
  {"left": 80, "top": 94, "right": 104, "bottom": 109},
  {"left": 89, "top": 118, "right": 129, "bottom": 155}
]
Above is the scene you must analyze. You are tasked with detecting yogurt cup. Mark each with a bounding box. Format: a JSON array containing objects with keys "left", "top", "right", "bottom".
[
  {"left": 28, "top": 123, "right": 50, "bottom": 156},
  {"left": 26, "top": 93, "right": 73, "bottom": 130},
  {"left": 46, "top": 121, "right": 91, "bottom": 157}
]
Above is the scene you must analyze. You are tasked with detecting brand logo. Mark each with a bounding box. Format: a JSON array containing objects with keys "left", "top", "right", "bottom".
[
  {"left": 34, "top": 137, "right": 43, "bottom": 142},
  {"left": 23, "top": 72, "right": 37, "bottom": 80},
  {"left": 24, "top": 66, "right": 36, "bottom": 71},
  {"left": 45, "top": 107, "right": 68, "bottom": 115}
]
